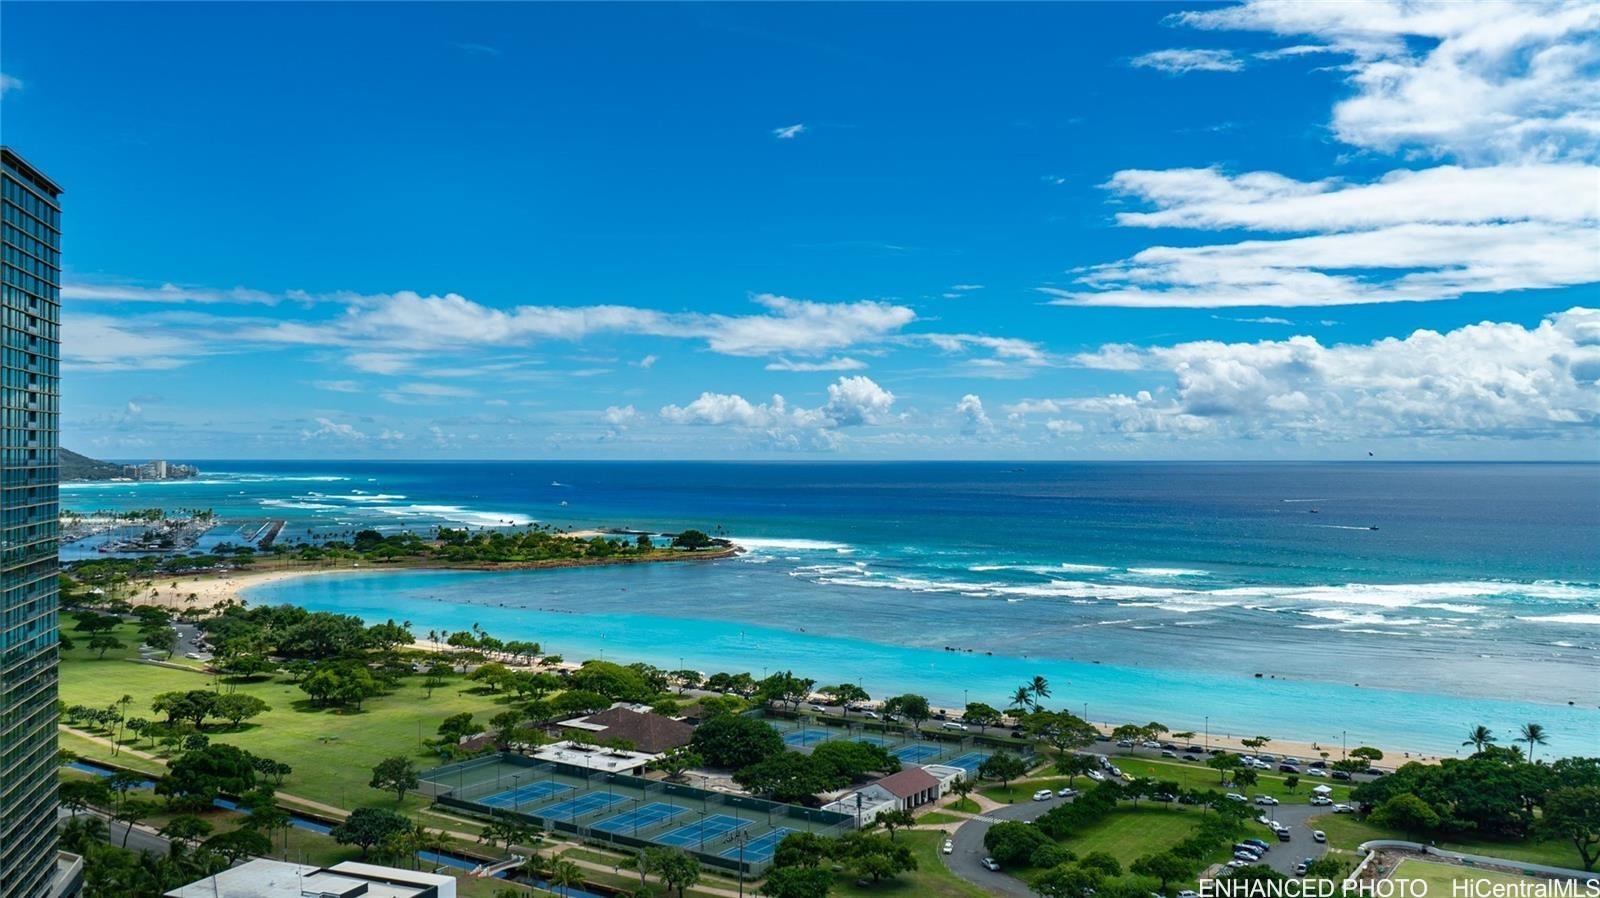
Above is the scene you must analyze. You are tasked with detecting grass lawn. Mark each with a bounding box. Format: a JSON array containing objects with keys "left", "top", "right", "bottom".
[
  {"left": 945, "top": 797, "right": 980, "bottom": 813},
  {"left": 831, "top": 830, "right": 991, "bottom": 898},
  {"left": 1390, "top": 858, "right": 1546, "bottom": 898},
  {"left": 1311, "top": 813, "right": 1582, "bottom": 870},
  {"left": 1057, "top": 806, "right": 1209, "bottom": 868},
  {"left": 58, "top": 650, "right": 515, "bottom": 815},
  {"left": 1108, "top": 756, "right": 1354, "bottom": 803},
  {"left": 916, "top": 812, "right": 966, "bottom": 827}
]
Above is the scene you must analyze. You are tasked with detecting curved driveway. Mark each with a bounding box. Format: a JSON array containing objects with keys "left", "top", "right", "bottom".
[{"left": 945, "top": 753, "right": 1343, "bottom": 895}]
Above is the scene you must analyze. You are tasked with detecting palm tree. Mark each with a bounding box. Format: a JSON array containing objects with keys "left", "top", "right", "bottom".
[
  {"left": 1029, "top": 676, "right": 1051, "bottom": 708},
  {"left": 1008, "top": 686, "right": 1033, "bottom": 713},
  {"left": 1462, "top": 725, "right": 1496, "bottom": 753},
  {"left": 549, "top": 860, "right": 582, "bottom": 898},
  {"left": 1519, "top": 723, "right": 1548, "bottom": 762}
]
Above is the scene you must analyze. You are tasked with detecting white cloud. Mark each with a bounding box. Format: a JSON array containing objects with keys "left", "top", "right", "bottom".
[
  {"left": 659, "top": 376, "right": 896, "bottom": 449},
  {"left": 1059, "top": 1, "right": 1600, "bottom": 309},
  {"left": 661, "top": 392, "right": 775, "bottom": 427},
  {"left": 955, "top": 394, "right": 993, "bottom": 433},
  {"left": 313, "top": 380, "right": 362, "bottom": 393},
  {"left": 64, "top": 282, "right": 281, "bottom": 304},
  {"left": 302, "top": 417, "right": 366, "bottom": 441},
  {"left": 0, "top": 74, "right": 23, "bottom": 96},
  {"left": 824, "top": 376, "right": 896, "bottom": 426},
  {"left": 346, "top": 352, "right": 412, "bottom": 375},
  {"left": 1177, "top": 0, "right": 1600, "bottom": 163},
  {"left": 62, "top": 314, "right": 199, "bottom": 371},
  {"left": 773, "top": 124, "right": 807, "bottom": 139},
  {"left": 766, "top": 357, "right": 867, "bottom": 372},
  {"left": 603, "top": 405, "right": 637, "bottom": 426},
  {"left": 1064, "top": 307, "right": 1600, "bottom": 440},
  {"left": 1130, "top": 48, "right": 1245, "bottom": 74},
  {"left": 636, "top": 354, "right": 658, "bottom": 369},
  {"left": 1103, "top": 164, "right": 1597, "bottom": 231}
]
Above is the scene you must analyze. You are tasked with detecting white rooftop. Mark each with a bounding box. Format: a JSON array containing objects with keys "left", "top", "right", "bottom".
[
  {"left": 164, "top": 859, "right": 455, "bottom": 898},
  {"left": 532, "top": 739, "right": 658, "bottom": 773}
]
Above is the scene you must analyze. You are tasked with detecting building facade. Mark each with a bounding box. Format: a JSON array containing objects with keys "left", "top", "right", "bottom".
[{"left": 0, "top": 147, "right": 63, "bottom": 898}]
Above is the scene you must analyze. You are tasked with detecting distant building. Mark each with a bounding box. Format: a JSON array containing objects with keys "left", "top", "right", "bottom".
[
  {"left": 558, "top": 705, "right": 695, "bottom": 754},
  {"left": 531, "top": 740, "right": 659, "bottom": 774},
  {"left": 1, "top": 146, "right": 71, "bottom": 898},
  {"left": 164, "top": 859, "right": 455, "bottom": 898},
  {"left": 866, "top": 766, "right": 941, "bottom": 811},
  {"left": 121, "top": 459, "right": 198, "bottom": 481}
]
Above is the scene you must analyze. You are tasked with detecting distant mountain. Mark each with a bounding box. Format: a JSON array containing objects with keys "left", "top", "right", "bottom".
[{"left": 60, "top": 448, "right": 127, "bottom": 481}]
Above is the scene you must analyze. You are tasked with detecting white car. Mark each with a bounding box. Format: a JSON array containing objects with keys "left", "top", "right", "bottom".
[
  {"left": 1142, "top": 740, "right": 1162, "bottom": 749},
  {"left": 1310, "top": 796, "right": 1333, "bottom": 806},
  {"left": 1032, "top": 789, "right": 1054, "bottom": 801},
  {"left": 941, "top": 839, "right": 954, "bottom": 855},
  {"left": 1226, "top": 793, "right": 1248, "bottom": 802},
  {"left": 1332, "top": 803, "right": 1354, "bottom": 814},
  {"left": 1227, "top": 860, "right": 1248, "bottom": 869},
  {"left": 1313, "top": 831, "right": 1327, "bottom": 843},
  {"left": 981, "top": 857, "right": 1002, "bottom": 872},
  {"left": 1087, "top": 770, "right": 1106, "bottom": 781},
  {"left": 864, "top": 711, "right": 880, "bottom": 719},
  {"left": 1256, "top": 796, "right": 1280, "bottom": 806},
  {"left": 1057, "top": 787, "right": 1078, "bottom": 798},
  {"left": 941, "top": 721, "right": 968, "bottom": 731},
  {"left": 1178, "top": 891, "right": 1199, "bottom": 898}
]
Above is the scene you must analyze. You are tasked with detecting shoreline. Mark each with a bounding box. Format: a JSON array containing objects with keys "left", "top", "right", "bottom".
[{"left": 124, "top": 564, "right": 1457, "bottom": 765}]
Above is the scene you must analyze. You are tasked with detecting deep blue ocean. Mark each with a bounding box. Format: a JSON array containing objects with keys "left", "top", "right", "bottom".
[{"left": 64, "top": 461, "right": 1600, "bottom": 756}]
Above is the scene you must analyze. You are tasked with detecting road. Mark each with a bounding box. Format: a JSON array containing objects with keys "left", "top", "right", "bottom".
[
  {"left": 59, "top": 808, "right": 172, "bottom": 857},
  {"left": 944, "top": 745, "right": 1345, "bottom": 895}
]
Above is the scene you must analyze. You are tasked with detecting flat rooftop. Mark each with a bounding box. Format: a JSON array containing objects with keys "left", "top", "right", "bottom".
[{"left": 165, "top": 858, "right": 455, "bottom": 898}]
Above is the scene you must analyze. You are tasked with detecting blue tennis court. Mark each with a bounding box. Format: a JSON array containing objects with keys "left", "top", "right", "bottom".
[
  {"left": 657, "top": 814, "right": 752, "bottom": 847},
  {"left": 536, "top": 791, "right": 631, "bottom": 821},
  {"left": 480, "top": 780, "right": 572, "bottom": 808},
  {"left": 593, "top": 802, "right": 687, "bottom": 834},
  {"left": 945, "top": 751, "right": 991, "bottom": 772},
  {"left": 853, "top": 735, "right": 889, "bottom": 746},
  {"left": 892, "top": 743, "right": 943, "bottom": 762},
  {"left": 781, "top": 730, "right": 831, "bottom": 747},
  {"left": 721, "top": 827, "right": 797, "bottom": 862}
]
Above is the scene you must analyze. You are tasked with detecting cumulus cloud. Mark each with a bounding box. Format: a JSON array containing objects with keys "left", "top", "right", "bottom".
[
  {"left": 302, "top": 417, "right": 366, "bottom": 441},
  {"left": 1058, "top": 307, "right": 1600, "bottom": 440},
  {"left": 659, "top": 376, "right": 896, "bottom": 449},
  {"left": 313, "top": 380, "right": 362, "bottom": 393},
  {"left": 1056, "top": 0, "right": 1600, "bottom": 309},
  {"left": 603, "top": 405, "right": 637, "bottom": 426},
  {"left": 955, "top": 394, "right": 993, "bottom": 433},
  {"left": 64, "top": 282, "right": 282, "bottom": 304},
  {"left": 1130, "top": 48, "right": 1244, "bottom": 74}
]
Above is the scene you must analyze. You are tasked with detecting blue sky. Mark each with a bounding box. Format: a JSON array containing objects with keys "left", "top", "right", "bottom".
[{"left": 4, "top": 1, "right": 1597, "bottom": 459}]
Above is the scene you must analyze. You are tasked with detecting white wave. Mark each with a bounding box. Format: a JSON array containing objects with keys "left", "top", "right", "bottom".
[
  {"left": 1301, "top": 608, "right": 1427, "bottom": 627},
  {"left": 1281, "top": 498, "right": 1330, "bottom": 503},
  {"left": 736, "top": 537, "right": 854, "bottom": 553},
  {"left": 1309, "top": 524, "right": 1377, "bottom": 531},
  {"left": 1415, "top": 602, "right": 1485, "bottom": 614},
  {"left": 1126, "top": 567, "right": 1210, "bottom": 577},
  {"left": 318, "top": 493, "right": 407, "bottom": 503},
  {"left": 1518, "top": 613, "right": 1600, "bottom": 626},
  {"left": 374, "top": 504, "right": 536, "bottom": 527},
  {"left": 969, "top": 562, "right": 1113, "bottom": 574},
  {"left": 259, "top": 499, "right": 339, "bottom": 510}
]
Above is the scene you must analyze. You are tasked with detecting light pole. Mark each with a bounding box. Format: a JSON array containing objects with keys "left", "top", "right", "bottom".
[
  {"left": 1342, "top": 730, "right": 1347, "bottom": 760},
  {"left": 1204, "top": 716, "right": 1210, "bottom": 752},
  {"left": 734, "top": 830, "right": 749, "bottom": 898}
]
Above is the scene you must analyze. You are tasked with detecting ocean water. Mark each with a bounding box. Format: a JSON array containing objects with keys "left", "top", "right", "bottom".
[{"left": 63, "top": 461, "right": 1600, "bottom": 756}]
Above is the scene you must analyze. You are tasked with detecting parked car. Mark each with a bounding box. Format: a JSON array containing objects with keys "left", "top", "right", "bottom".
[
  {"left": 1276, "top": 829, "right": 1292, "bottom": 841},
  {"left": 1313, "top": 831, "right": 1327, "bottom": 843},
  {"left": 1279, "top": 763, "right": 1301, "bottom": 773},
  {"left": 1057, "top": 787, "right": 1079, "bottom": 798},
  {"left": 1225, "top": 793, "right": 1248, "bottom": 802},
  {"left": 1333, "top": 803, "right": 1354, "bottom": 813},
  {"left": 1294, "top": 862, "right": 1309, "bottom": 876},
  {"left": 1032, "top": 789, "right": 1055, "bottom": 801},
  {"left": 1331, "top": 770, "right": 1352, "bottom": 780},
  {"left": 1310, "top": 796, "right": 1333, "bottom": 806},
  {"left": 1087, "top": 770, "right": 1106, "bottom": 782},
  {"left": 1116, "top": 740, "right": 1135, "bottom": 748},
  {"left": 981, "top": 857, "right": 1002, "bottom": 872},
  {"left": 941, "top": 839, "right": 954, "bottom": 855},
  {"left": 941, "top": 721, "right": 968, "bottom": 731},
  {"left": 1178, "top": 891, "right": 1199, "bottom": 898},
  {"left": 1234, "top": 851, "right": 1262, "bottom": 862},
  {"left": 1243, "top": 839, "right": 1271, "bottom": 852},
  {"left": 1161, "top": 750, "right": 1178, "bottom": 758},
  {"left": 1182, "top": 753, "right": 1200, "bottom": 762},
  {"left": 1226, "top": 860, "right": 1248, "bottom": 869},
  {"left": 1142, "top": 740, "right": 1162, "bottom": 749},
  {"left": 1256, "top": 795, "right": 1280, "bottom": 806}
]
